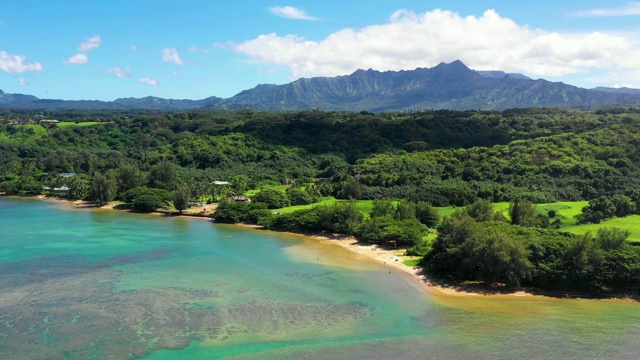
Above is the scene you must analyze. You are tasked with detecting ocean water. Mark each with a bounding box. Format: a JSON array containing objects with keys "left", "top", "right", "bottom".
[{"left": 1, "top": 197, "right": 639, "bottom": 359}]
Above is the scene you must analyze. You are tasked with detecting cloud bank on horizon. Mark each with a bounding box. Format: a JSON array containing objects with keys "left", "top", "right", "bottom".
[
  {"left": 234, "top": 7, "right": 640, "bottom": 88},
  {"left": 2, "top": 2, "right": 640, "bottom": 99}
]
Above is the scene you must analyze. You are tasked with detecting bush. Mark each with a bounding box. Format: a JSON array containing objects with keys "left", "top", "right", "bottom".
[
  {"left": 131, "top": 194, "right": 167, "bottom": 212},
  {"left": 253, "top": 189, "right": 289, "bottom": 209},
  {"left": 415, "top": 201, "right": 440, "bottom": 227},
  {"left": 318, "top": 201, "right": 363, "bottom": 235},
  {"left": 265, "top": 208, "right": 325, "bottom": 231},
  {"left": 121, "top": 187, "right": 172, "bottom": 212},
  {"left": 213, "top": 200, "right": 251, "bottom": 223},
  {"left": 214, "top": 200, "right": 270, "bottom": 224},
  {"left": 285, "top": 187, "right": 314, "bottom": 206}
]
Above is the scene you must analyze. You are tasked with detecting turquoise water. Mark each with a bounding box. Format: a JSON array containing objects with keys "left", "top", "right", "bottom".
[{"left": 1, "top": 197, "right": 639, "bottom": 359}]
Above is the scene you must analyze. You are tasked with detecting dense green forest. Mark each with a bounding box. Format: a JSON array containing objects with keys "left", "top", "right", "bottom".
[{"left": 2, "top": 107, "right": 640, "bottom": 294}]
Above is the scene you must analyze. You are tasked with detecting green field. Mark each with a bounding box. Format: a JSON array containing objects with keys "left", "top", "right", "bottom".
[
  {"left": 253, "top": 192, "right": 640, "bottom": 243},
  {"left": 23, "top": 124, "right": 47, "bottom": 133},
  {"left": 435, "top": 200, "right": 640, "bottom": 243},
  {"left": 535, "top": 201, "right": 588, "bottom": 226},
  {"left": 271, "top": 197, "right": 381, "bottom": 216},
  {"left": 562, "top": 215, "right": 640, "bottom": 242},
  {"left": 244, "top": 184, "right": 292, "bottom": 197},
  {"left": 56, "top": 121, "right": 104, "bottom": 127}
]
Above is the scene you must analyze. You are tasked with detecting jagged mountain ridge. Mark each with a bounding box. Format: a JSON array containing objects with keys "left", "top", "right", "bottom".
[
  {"left": 223, "top": 61, "right": 640, "bottom": 111},
  {"left": 1, "top": 60, "right": 639, "bottom": 111}
]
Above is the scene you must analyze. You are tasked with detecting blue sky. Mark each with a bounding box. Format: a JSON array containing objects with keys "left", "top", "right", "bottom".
[{"left": 2, "top": 0, "right": 640, "bottom": 100}]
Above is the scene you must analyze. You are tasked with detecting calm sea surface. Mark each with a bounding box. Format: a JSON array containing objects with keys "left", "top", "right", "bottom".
[{"left": 1, "top": 197, "right": 639, "bottom": 359}]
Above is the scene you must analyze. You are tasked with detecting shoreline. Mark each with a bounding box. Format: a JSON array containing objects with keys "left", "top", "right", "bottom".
[
  {"left": 233, "top": 223, "right": 536, "bottom": 298},
  {"left": 7, "top": 195, "right": 637, "bottom": 301}
]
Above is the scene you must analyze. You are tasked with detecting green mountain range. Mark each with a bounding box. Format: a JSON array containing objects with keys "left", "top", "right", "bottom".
[{"left": 2, "top": 61, "right": 639, "bottom": 111}]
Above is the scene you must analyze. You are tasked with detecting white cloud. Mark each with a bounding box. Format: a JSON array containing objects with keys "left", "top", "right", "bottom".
[
  {"left": 188, "top": 45, "right": 209, "bottom": 54},
  {"left": 269, "top": 6, "right": 318, "bottom": 20},
  {"left": 79, "top": 35, "right": 101, "bottom": 52},
  {"left": 106, "top": 66, "right": 131, "bottom": 78},
  {"left": 231, "top": 9, "right": 640, "bottom": 86},
  {"left": 162, "top": 48, "right": 185, "bottom": 65},
  {"left": 63, "top": 53, "right": 88, "bottom": 65},
  {"left": 0, "top": 51, "right": 43, "bottom": 73},
  {"left": 138, "top": 77, "right": 159, "bottom": 86},
  {"left": 572, "top": 2, "right": 640, "bottom": 17},
  {"left": 130, "top": 44, "right": 138, "bottom": 51},
  {"left": 172, "top": 71, "right": 179, "bottom": 76},
  {"left": 63, "top": 35, "right": 100, "bottom": 65},
  {"left": 19, "top": 78, "right": 29, "bottom": 86}
]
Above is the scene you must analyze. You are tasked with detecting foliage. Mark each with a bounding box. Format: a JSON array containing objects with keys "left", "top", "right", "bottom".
[
  {"left": 213, "top": 200, "right": 270, "bottom": 224},
  {"left": 426, "top": 212, "right": 533, "bottom": 287},
  {"left": 577, "top": 195, "right": 637, "bottom": 224},
  {"left": 173, "top": 187, "right": 191, "bottom": 213},
  {"left": 132, "top": 194, "right": 167, "bottom": 213},
  {"left": 509, "top": 201, "right": 549, "bottom": 228},
  {"left": 414, "top": 202, "right": 440, "bottom": 227},
  {"left": 148, "top": 160, "right": 177, "bottom": 190},
  {"left": 88, "top": 173, "right": 117, "bottom": 206},
  {"left": 317, "top": 201, "right": 364, "bottom": 235},
  {"left": 358, "top": 216, "right": 423, "bottom": 247},
  {"left": 285, "top": 187, "right": 314, "bottom": 206},
  {"left": 115, "top": 164, "right": 146, "bottom": 194},
  {"left": 394, "top": 200, "right": 416, "bottom": 221},
  {"left": 370, "top": 199, "right": 395, "bottom": 218},
  {"left": 465, "top": 199, "right": 495, "bottom": 222},
  {"left": 427, "top": 216, "right": 640, "bottom": 293},
  {"left": 253, "top": 188, "right": 290, "bottom": 209},
  {"left": 121, "top": 187, "right": 172, "bottom": 212}
]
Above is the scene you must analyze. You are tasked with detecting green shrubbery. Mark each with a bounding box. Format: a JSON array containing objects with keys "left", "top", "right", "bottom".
[
  {"left": 424, "top": 204, "right": 640, "bottom": 293},
  {"left": 121, "top": 187, "right": 172, "bottom": 212}
]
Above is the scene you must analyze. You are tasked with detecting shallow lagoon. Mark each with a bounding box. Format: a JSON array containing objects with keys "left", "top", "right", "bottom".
[{"left": 1, "top": 197, "right": 639, "bottom": 359}]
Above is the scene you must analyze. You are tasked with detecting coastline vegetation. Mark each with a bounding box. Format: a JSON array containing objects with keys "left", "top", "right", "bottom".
[{"left": 2, "top": 107, "right": 640, "bottom": 295}]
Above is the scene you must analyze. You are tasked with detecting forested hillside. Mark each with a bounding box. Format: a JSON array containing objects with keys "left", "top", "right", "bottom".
[{"left": 3, "top": 107, "right": 640, "bottom": 203}]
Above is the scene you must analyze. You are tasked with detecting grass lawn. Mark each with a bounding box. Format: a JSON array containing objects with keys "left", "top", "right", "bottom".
[
  {"left": 271, "top": 197, "right": 338, "bottom": 213},
  {"left": 562, "top": 215, "right": 640, "bottom": 242},
  {"left": 435, "top": 199, "right": 639, "bottom": 242},
  {"left": 271, "top": 198, "right": 380, "bottom": 216},
  {"left": 22, "top": 124, "right": 47, "bottom": 134},
  {"left": 535, "top": 201, "right": 588, "bottom": 227},
  {"left": 244, "top": 184, "right": 292, "bottom": 197},
  {"left": 56, "top": 121, "right": 103, "bottom": 127},
  {"left": 434, "top": 205, "right": 458, "bottom": 219}
]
